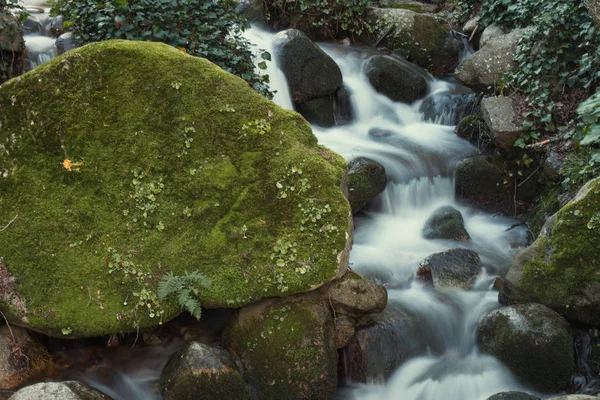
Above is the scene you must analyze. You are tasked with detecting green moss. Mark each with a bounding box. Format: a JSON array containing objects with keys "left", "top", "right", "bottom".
[
  {"left": 387, "top": 4, "right": 425, "bottom": 12},
  {"left": 0, "top": 40, "right": 351, "bottom": 337},
  {"left": 519, "top": 179, "right": 600, "bottom": 306}
]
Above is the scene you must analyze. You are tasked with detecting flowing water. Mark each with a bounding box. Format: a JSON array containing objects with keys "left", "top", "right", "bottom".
[{"left": 16, "top": 22, "right": 540, "bottom": 399}]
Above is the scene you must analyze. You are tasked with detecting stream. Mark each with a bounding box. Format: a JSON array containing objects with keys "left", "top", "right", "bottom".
[{"left": 14, "top": 8, "right": 542, "bottom": 399}]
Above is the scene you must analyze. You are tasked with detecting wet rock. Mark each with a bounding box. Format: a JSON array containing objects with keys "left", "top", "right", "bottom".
[
  {"left": 417, "top": 248, "right": 481, "bottom": 290},
  {"left": 476, "top": 303, "right": 574, "bottom": 393},
  {"left": 455, "top": 155, "right": 509, "bottom": 212},
  {"left": 343, "top": 303, "right": 439, "bottom": 382},
  {"left": 503, "top": 178, "right": 600, "bottom": 326},
  {"left": 327, "top": 271, "right": 387, "bottom": 317},
  {"left": 366, "top": 8, "right": 449, "bottom": 71},
  {"left": 420, "top": 91, "right": 481, "bottom": 126},
  {"left": 480, "top": 96, "right": 522, "bottom": 154},
  {"left": 0, "top": 14, "right": 28, "bottom": 84},
  {"left": 431, "top": 33, "right": 464, "bottom": 76},
  {"left": 333, "top": 315, "right": 356, "bottom": 349},
  {"left": 274, "top": 29, "right": 342, "bottom": 104},
  {"left": 455, "top": 28, "right": 525, "bottom": 92},
  {"left": 363, "top": 55, "right": 428, "bottom": 104},
  {"left": 0, "top": 41, "right": 352, "bottom": 338},
  {"left": 236, "top": 0, "right": 267, "bottom": 26},
  {"left": 455, "top": 115, "right": 493, "bottom": 152},
  {"left": 55, "top": 32, "right": 77, "bottom": 56},
  {"left": 295, "top": 96, "right": 336, "bottom": 127},
  {"left": 8, "top": 381, "right": 109, "bottom": 400},
  {"left": 0, "top": 325, "right": 52, "bottom": 389},
  {"left": 486, "top": 392, "right": 541, "bottom": 400},
  {"left": 160, "top": 342, "right": 250, "bottom": 400},
  {"left": 46, "top": 15, "right": 65, "bottom": 38},
  {"left": 224, "top": 295, "right": 337, "bottom": 400},
  {"left": 347, "top": 157, "right": 388, "bottom": 214},
  {"left": 22, "top": 17, "right": 43, "bottom": 35},
  {"left": 422, "top": 205, "right": 471, "bottom": 241},
  {"left": 333, "top": 86, "right": 354, "bottom": 126},
  {"left": 549, "top": 396, "right": 600, "bottom": 400}
]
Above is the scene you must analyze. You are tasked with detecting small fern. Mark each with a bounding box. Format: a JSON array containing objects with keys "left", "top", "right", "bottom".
[{"left": 158, "top": 271, "right": 210, "bottom": 320}]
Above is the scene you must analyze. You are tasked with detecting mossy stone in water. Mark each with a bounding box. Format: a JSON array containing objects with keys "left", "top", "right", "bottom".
[
  {"left": 422, "top": 205, "right": 471, "bottom": 241},
  {"left": 0, "top": 40, "right": 351, "bottom": 338}
]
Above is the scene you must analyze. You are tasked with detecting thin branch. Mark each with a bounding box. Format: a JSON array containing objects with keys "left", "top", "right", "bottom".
[
  {"left": 517, "top": 164, "right": 543, "bottom": 188},
  {"left": 468, "top": 24, "right": 479, "bottom": 42},
  {"left": 0, "top": 310, "right": 16, "bottom": 343},
  {"left": 0, "top": 215, "right": 18, "bottom": 232},
  {"left": 525, "top": 139, "right": 550, "bottom": 149}
]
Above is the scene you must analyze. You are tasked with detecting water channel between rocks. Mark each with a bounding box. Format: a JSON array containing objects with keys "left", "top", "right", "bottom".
[{"left": 16, "top": 12, "right": 543, "bottom": 399}]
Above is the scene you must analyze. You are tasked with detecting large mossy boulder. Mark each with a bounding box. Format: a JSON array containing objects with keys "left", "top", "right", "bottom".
[
  {"left": 160, "top": 342, "right": 251, "bottom": 400},
  {"left": 0, "top": 40, "right": 352, "bottom": 338},
  {"left": 367, "top": 8, "right": 449, "bottom": 71},
  {"left": 503, "top": 178, "right": 600, "bottom": 326},
  {"left": 363, "top": 55, "right": 429, "bottom": 104},
  {"left": 476, "top": 303, "right": 574, "bottom": 393},
  {"left": 223, "top": 294, "right": 338, "bottom": 400}
]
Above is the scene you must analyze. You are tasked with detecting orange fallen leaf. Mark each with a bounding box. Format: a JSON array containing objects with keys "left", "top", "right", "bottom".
[{"left": 62, "top": 159, "right": 84, "bottom": 171}]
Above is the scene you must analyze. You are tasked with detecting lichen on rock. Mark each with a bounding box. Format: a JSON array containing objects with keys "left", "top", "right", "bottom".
[{"left": 0, "top": 40, "right": 352, "bottom": 338}]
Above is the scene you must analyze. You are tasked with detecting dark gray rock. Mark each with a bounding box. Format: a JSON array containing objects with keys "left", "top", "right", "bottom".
[
  {"left": 486, "top": 392, "right": 541, "bottom": 400},
  {"left": 476, "top": 303, "right": 574, "bottom": 393},
  {"left": 364, "top": 55, "right": 428, "bottom": 104},
  {"left": 160, "top": 342, "right": 251, "bottom": 400},
  {"left": 455, "top": 115, "right": 493, "bottom": 152},
  {"left": 274, "top": 29, "right": 342, "bottom": 104},
  {"left": 55, "top": 32, "right": 78, "bottom": 56},
  {"left": 417, "top": 248, "right": 481, "bottom": 290},
  {"left": 295, "top": 96, "right": 336, "bottom": 127},
  {"left": 455, "top": 155, "right": 509, "bottom": 213},
  {"left": 9, "top": 381, "right": 110, "bottom": 400},
  {"left": 237, "top": 0, "right": 267, "bottom": 26},
  {"left": 347, "top": 157, "right": 387, "bottom": 214},
  {"left": 422, "top": 205, "right": 471, "bottom": 241}
]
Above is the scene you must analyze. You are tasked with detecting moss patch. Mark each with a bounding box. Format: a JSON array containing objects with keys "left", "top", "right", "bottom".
[
  {"left": 519, "top": 178, "right": 600, "bottom": 308},
  {"left": 0, "top": 40, "right": 351, "bottom": 338}
]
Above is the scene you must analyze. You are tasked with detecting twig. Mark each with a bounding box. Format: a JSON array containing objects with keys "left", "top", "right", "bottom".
[
  {"left": 131, "top": 309, "right": 139, "bottom": 349},
  {"left": 505, "top": 222, "right": 526, "bottom": 232},
  {"left": 328, "top": 295, "right": 337, "bottom": 323},
  {"left": 513, "top": 178, "right": 518, "bottom": 218},
  {"left": 373, "top": 26, "right": 393, "bottom": 47},
  {"left": 468, "top": 24, "right": 479, "bottom": 42},
  {"left": 0, "top": 215, "right": 18, "bottom": 232},
  {"left": 0, "top": 310, "right": 16, "bottom": 343},
  {"left": 517, "top": 164, "right": 543, "bottom": 188},
  {"left": 525, "top": 139, "right": 550, "bottom": 149}
]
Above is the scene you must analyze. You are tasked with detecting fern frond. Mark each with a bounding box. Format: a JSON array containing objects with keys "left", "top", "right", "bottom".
[
  {"left": 158, "top": 272, "right": 181, "bottom": 299},
  {"left": 184, "top": 270, "right": 211, "bottom": 288}
]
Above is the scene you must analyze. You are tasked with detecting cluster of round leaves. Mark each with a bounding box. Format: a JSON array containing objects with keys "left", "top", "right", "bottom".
[
  {"left": 480, "top": 0, "right": 600, "bottom": 148},
  {"left": 262, "top": 0, "right": 373, "bottom": 39},
  {"left": 53, "top": 0, "right": 272, "bottom": 97}
]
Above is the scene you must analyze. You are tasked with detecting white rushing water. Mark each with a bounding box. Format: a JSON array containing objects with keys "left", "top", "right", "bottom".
[{"left": 245, "top": 26, "right": 534, "bottom": 400}]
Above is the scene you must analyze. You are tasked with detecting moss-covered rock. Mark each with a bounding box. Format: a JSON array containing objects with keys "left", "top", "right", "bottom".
[
  {"left": 347, "top": 157, "right": 387, "bottom": 214},
  {"left": 223, "top": 294, "right": 337, "bottom": 400},
  {"left": 367, "top": 8, "right": 448, "bottom": 71},
  {"left": 422, "top": 205, "right": 471, "bottom": 241},
  {"left": 455, "top": 115, "right": 493, "bottom": 153},
  {"left": 326, "top": 271, "right": 387, "bottom": 317},
  {"left": 0, "top": 40, "right": 352, "bottom": 338},
  {"left": 476, "top": 303, "right": 574, "bottom": 393},
  {"left": 504, "top": 178, "right": 600, "bottom": 326},
  {"left": 160, "top": 342, "right": 251, "bottom": 400}
]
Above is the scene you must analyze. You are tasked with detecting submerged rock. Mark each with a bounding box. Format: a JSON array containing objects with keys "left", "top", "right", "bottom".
[
  {"left": 417, "top": 248, "right": 481, "bottom": 290},
  {"left": 0, "top": 40, "right": 352, "bottom": 338},
  {"left": 347, "top": 157, "right": 388, "bottom": 214},
  {"left": 224, "top": 295, "right": 338, "bottom": 400},
  {"left": 8, "top": 381, "right": 110, "bottom": 400},
  {"left": 503, "top": 177, "right": 600, "bottom": 326},
  {"left": 363, "top": 55, "right": 429, "bottom": 104},
  {"left": 455, "top": 28, "right": 525, "bottom": 92},
  {"left": 0, "top": 325, "right": 52, "bottom": 389},
  {"left": 160, "top": 342, "right": 250, "bottom": 400},
  {"left": 476, "top": 303, "right": 574, "bottom": 393},
  {"left": 486, "top": 392, "right": 541, "bottom": 400},
  {"left": 422, "top": 205, "right": 471, "bottom": 241}
]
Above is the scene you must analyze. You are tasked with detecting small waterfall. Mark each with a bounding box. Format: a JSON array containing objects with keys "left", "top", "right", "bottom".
[{"left": 21, "top": 3, "right": 59, "bottom": 68}]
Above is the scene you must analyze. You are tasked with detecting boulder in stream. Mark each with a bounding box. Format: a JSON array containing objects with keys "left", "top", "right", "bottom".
[
  {"left": 486, "top": 392, "right": 541, "bottom": 400},
  {"left": 0, "top": 40, "right": 352, "bottom": 338},
  {"left": 476, "top": 303, "right": 574, "bottom": 393},
  {"left": 8, "top": 381, "right": 110, "bottom": 400},
  {"left": 502, "top": 177, "right": 600, "bottom": 327},
  {"left": 347, "top": 157, "right": 388, "bottom": 214},
  {"left": 363, "top": 55, "right": 429, "bottom": 104},
  {"left": 422, "top": 205, "right": 471, "bottom": 241},
  {"left": 455, "top": 114, "right": 493, "bottom": 152},
  {"left": 416, "top": 248, "right": 481, "bottom": 290},
  {"left": 160, "top": 342, "right": 251, "bottom": 400},
  {"left": 455, "top": 155, "right": 511, "bottom": 213}
]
